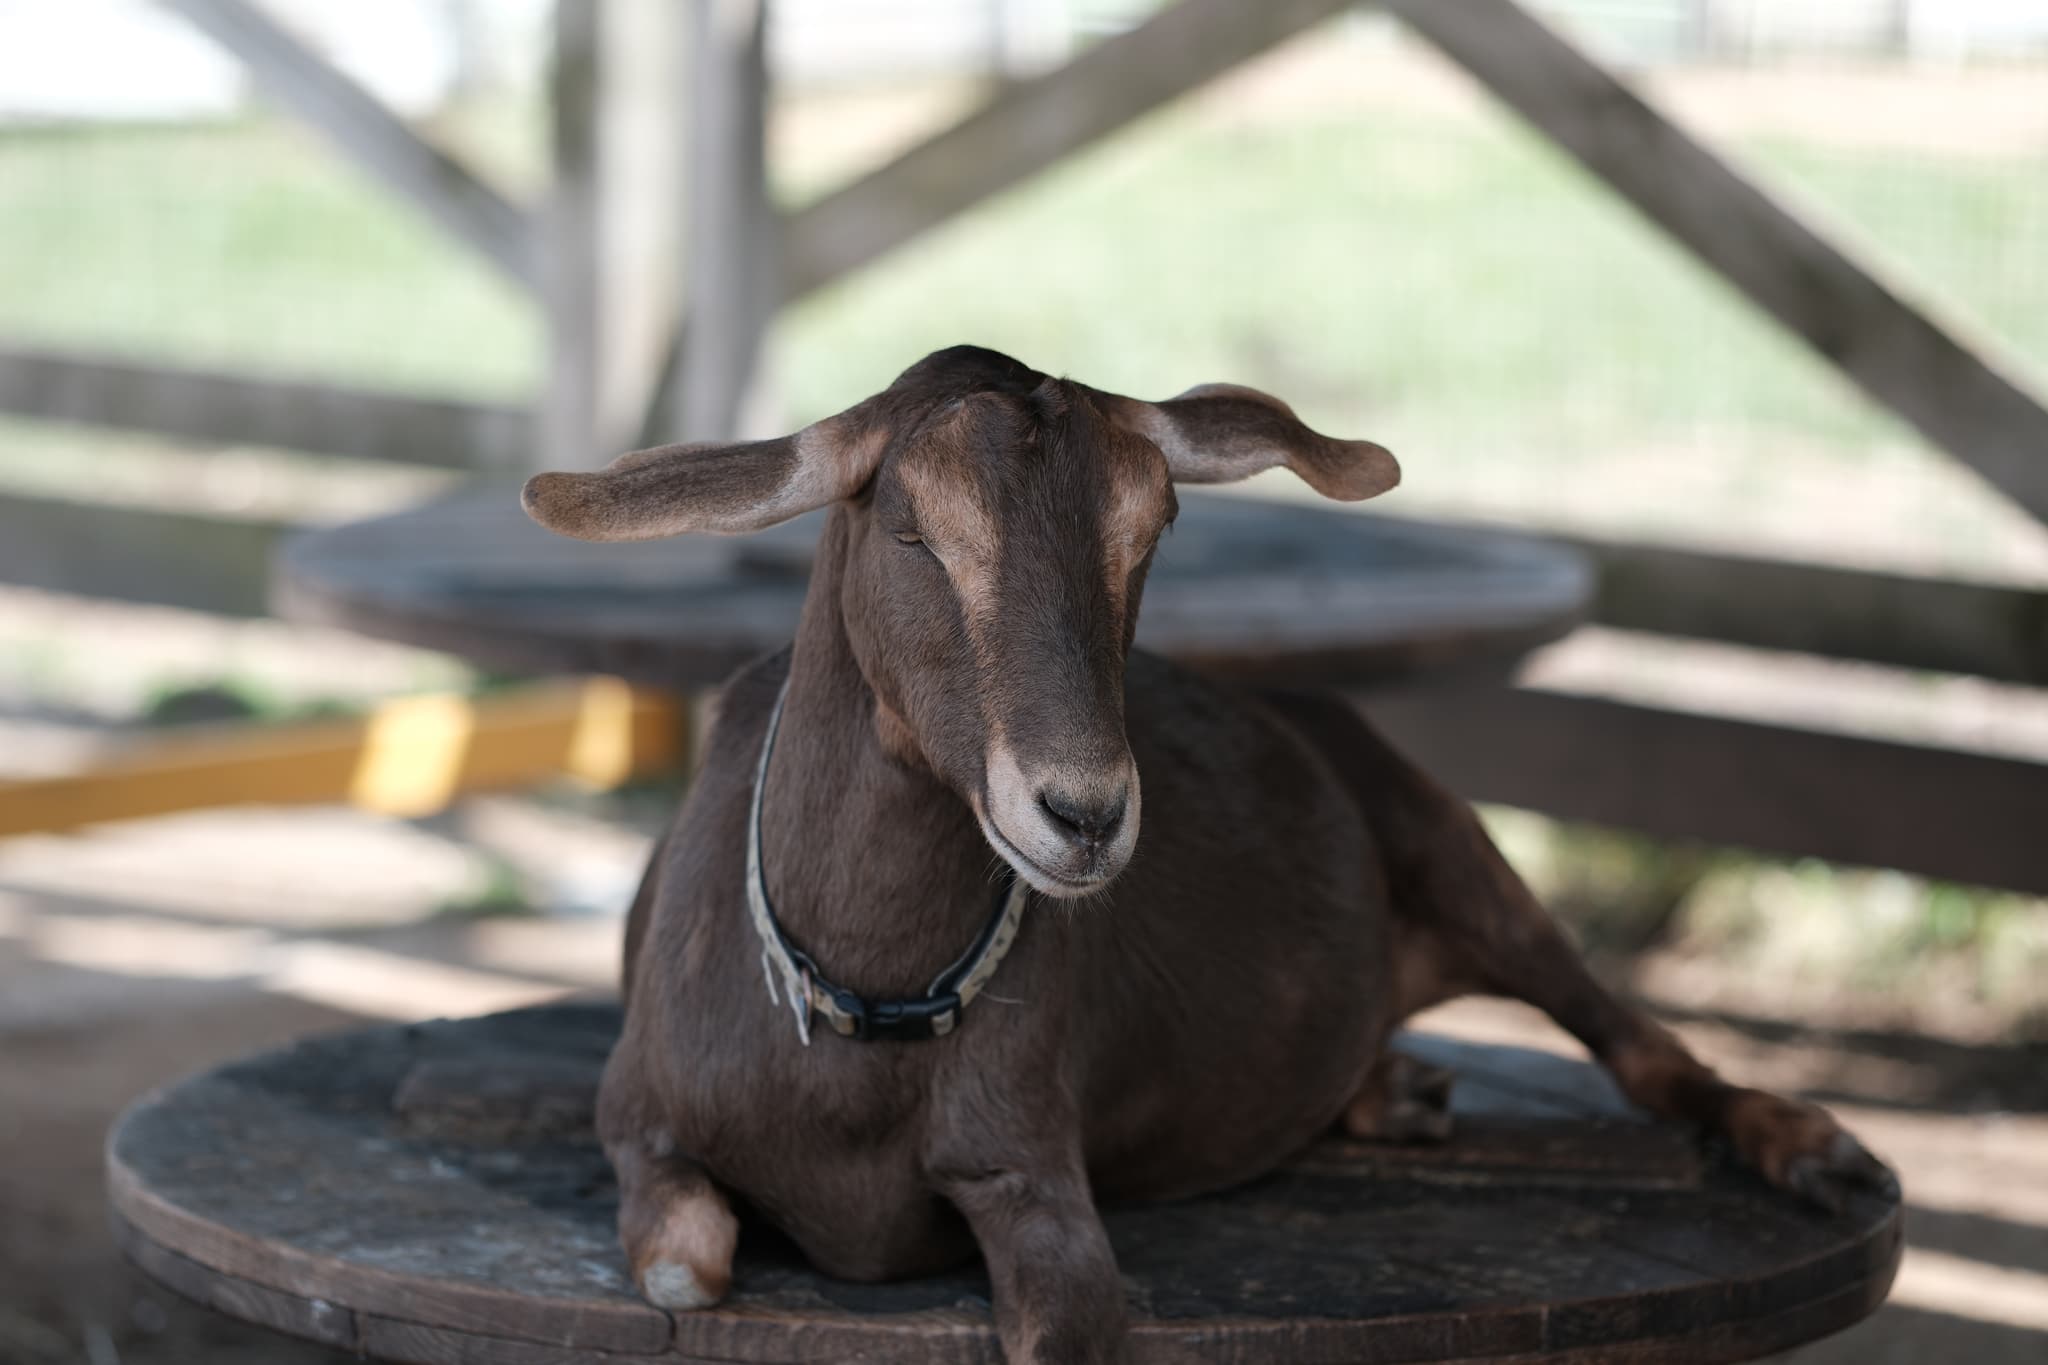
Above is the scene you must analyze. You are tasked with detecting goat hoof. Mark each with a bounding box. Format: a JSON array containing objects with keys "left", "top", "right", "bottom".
[
  {"left": 640, "top": 1259, "right": 726, "bottom": 1310},
  {"left": 1343, "top": 1053, "right": 1456, "bottom": 1144},
  {"left": 622, "top": 1175, "right": 739, "bottom": 1310},
  {"left": 1721, "top": 1091, "right": 1894, "bottom": 1211}
]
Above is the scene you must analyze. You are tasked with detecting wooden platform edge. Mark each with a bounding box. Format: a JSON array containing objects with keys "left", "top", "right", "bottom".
[
  {"left": 108, "top": 1090, "right": 1901, "bottom": 1365},
  {"left": 104, "top": 1116, "right": 679, "bottom": 1357},
  {"left": 109, "top": 1184, "right": 1900, "bottom": 1365}
]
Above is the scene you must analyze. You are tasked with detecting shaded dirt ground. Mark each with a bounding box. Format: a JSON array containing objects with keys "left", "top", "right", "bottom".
[{"left": 1, "top": 800, "right": 2043, "bottom": 1364}]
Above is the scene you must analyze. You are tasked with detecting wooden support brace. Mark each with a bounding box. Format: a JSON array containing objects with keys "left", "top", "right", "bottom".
[
  {"left": 159, "top": 0, "right": 541, "bottom": 293},
  {"left": 0, "top": 345, "right": 530, "bottom": 469},
  {"left": 1370, "top": 686, "right": 2048, "bottom": 896},
  {"left": 0, "top": 680, "right": 685, "bottom": 836},
  {"left": 0, "top": 491, "right": 284, "bottom": 616},
  {"left": 1388, "top": 0, "right": 2048, "bottom": 526},
  {"left": 1418, "top": 513, "right": 2048, "bottom": 687},
  {"left": 1574, "top": 536, "right": 2048, "bottom": 687},
  {"left": 779, "top": 0, "right": 1360, "bottom": 299}
]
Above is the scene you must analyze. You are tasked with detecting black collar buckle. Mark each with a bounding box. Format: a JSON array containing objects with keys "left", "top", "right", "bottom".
[{"left": 826, "top": 988, "right": 963, "bottom": 1042}]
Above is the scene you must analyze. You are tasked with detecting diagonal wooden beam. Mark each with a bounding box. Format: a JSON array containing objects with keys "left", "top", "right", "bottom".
[
  {"left": 159, "top": 0, "right": 540, "bottom": 292},
  {"left": 778, "top": 0, "right": 1358, "bottom": 301},
  {"left": 1387, "top": 0, "right": 2048, "bottom": 526}
]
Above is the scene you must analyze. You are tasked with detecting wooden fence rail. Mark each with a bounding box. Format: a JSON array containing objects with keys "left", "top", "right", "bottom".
[
  {"left": 1370, "top": 686, "right": 2048, "bottom": 896},
  {"left": 1521, "top": 526, "right": 2048, "bottom": 688},
  {"left": 0, "top": 493, "right": 284, "bottom": 616},
  {"left": 0, "top": 347, "right": 530, "bottom": 470}
]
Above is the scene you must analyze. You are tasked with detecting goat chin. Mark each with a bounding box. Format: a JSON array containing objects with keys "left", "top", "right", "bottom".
[{"left": 976, "top": 813, "right": 1125, "bottom": 901}]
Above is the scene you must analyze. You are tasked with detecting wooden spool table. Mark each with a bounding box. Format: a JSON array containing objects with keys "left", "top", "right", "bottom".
[
  {"left": 108, "top": 1004, "right": 1901, "bottom": 1364},
  {"left": 271, "top": 488, "right": 1593, "bottom": 688},
  {"left": 107, "top": 491, "right": 1897, "bottom": 1359}
]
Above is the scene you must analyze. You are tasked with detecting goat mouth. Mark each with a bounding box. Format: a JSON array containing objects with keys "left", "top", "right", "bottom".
[{"left": 976, "top": 814, "right": 1115, "bottom": 900}]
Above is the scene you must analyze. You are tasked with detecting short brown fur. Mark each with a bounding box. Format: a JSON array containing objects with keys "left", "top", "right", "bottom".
[{"left": 525, "top": 347, "right": 1889, "bottom": 1365}]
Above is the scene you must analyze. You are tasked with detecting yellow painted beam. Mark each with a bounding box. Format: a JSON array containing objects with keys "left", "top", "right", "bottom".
[{"left": 0, "top": 679, "right": 687, "bottom": 837}]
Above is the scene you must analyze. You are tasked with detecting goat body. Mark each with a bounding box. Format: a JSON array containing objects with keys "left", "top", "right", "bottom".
[{"left": 526, "top": 347, "right": 1888, "bottom": 1365}]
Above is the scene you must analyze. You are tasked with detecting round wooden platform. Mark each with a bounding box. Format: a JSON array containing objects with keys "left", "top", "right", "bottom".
[
  {"left": 108, "top": 1005, "right": 1898, "bottom": 1365},
  {"left": 274, "top": 489, "right": 1591, "bottom": 689}
]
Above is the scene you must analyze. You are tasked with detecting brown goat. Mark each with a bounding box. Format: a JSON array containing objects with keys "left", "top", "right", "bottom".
[{"left": 523, "top": 346, "right": 1888, "bottom": 1365}]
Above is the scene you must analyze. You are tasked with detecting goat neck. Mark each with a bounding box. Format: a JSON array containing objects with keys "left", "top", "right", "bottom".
[{"left": 752, "top": 507, "right": 1001, "bottom": 999}]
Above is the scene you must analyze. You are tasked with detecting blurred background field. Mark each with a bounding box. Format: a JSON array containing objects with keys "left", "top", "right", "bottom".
[
  {"left": 1, "top": 3, "right": 2046, "bottom": 1362},
  {"left": 3, "top": 2, "right": 2045, "bottom": 1027},
  {"left": 5, "top": 26, "right": 2048, "bottom": 577}
]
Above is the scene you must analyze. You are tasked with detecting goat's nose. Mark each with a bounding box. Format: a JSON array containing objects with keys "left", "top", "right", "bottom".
[{"left": 1038, "top": 786, "right": 1127, "bottom": 847}]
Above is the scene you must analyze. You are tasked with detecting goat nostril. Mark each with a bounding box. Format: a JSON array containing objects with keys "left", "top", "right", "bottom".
[{"left": 1038, "top": 788, "right": 1127, "bottom": 844}]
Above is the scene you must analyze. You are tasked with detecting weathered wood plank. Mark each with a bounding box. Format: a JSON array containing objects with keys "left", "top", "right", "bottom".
[
  {"left": 0, "top": 492, "right": 281, "bottom": 615},
  {"left": 1367, "top": 686, "right": 2048, "bottom": 894},
  {"left": 1389, "top": 0, "right": 2048, "bottom": 526},
  {"left": 160, "top": 0, "right": 540, "bottom": 291},
  {"left": 0, "top": 345, "right": 530, "bottom": 468},
  {"left": 356, "top": 1314, "right": 682, "bottom": 1365},
  {"left": 1415, "top": 514, "right": 2048, "bottom": 685},
  {"left": 779, "top": 0, "right": 1359, "bottom": 298},
  {"left": 1577, "top": 535, "right": 2048, "bottom": 686},
  {"left": 0, "top": 679, "right": 685, "bottom": 835},
  {"left": 113, "top": 1212, "right": 362, "bottom": 1351}
]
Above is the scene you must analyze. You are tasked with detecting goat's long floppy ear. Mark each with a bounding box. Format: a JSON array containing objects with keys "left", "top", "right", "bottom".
[
  {"left": 521, "top": 403, "right": 889, "bottom": 542},
  {"left": 1092, "top": 382, "right": 1399, "bottom": 501}
]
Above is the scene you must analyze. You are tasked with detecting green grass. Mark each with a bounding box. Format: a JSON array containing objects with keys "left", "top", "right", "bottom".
[{"left": 0, "top": 118, "right": 537, "bottom": 397}]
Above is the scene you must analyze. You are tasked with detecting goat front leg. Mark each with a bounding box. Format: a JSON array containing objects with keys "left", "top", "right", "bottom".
[
  {"left": 599, "top": 1049, "right": 739, "bottom": 1310},
  {"left": 608, "top": 1135, "right": 739, "bottom": 1309},
  {"left": 939, "top": 1162, "right": 1128, "bottom": 1365}
]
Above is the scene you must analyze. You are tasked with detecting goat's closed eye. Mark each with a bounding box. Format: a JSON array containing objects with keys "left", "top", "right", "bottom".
[{"left": 893, "top": 531, "right": 939, "bottom": 560}]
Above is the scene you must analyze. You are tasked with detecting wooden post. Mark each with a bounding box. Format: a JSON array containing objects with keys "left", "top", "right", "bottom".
[
  {"left": 543, "top": 0, "right": 690, "bottom": 471},
  {"left": 660, "top": 0, "right": 777, "bottom": 445}
]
